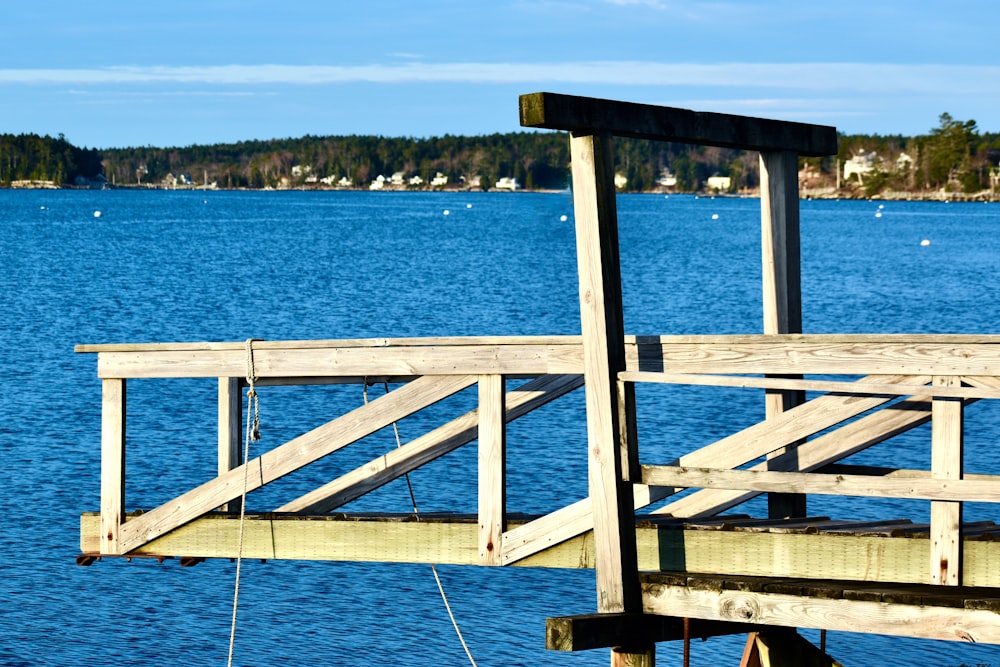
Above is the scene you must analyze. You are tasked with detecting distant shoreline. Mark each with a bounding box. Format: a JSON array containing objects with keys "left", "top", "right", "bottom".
[{"left": 5, "top": 182, "right": 997, "bottom": 202}]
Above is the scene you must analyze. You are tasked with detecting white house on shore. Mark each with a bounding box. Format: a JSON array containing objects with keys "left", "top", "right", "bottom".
[
  {"left": 844, "top": 152, "right": 878, "bottom": 184},
  {"left": 495, "top": 176, "right": 519, "bottom": 191},
  {"left": 706, "top": 174, "right": 732, "bottom": 192}
]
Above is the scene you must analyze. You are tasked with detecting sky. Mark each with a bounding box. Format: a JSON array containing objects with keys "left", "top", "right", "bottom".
[{"left": 1, "top": 1, "right": 998, "bottom": 148}]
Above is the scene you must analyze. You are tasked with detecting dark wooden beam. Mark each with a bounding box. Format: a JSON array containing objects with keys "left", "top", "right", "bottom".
[
  {"left": 519, "top": 92, "right": 838, "bottom": 156},
  {"left": 546, "top": 613, "right": 761, "bottom": 651}
]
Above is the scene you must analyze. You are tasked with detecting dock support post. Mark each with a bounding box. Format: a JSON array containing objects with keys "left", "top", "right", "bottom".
[
  {"left": 478, "top": 374, "right": 506, "bottom": 565},
  {"left": 760, "top": 150, "right": 806, "bottom": 519},
  {"left": 569, "top": 131, "right": 647, "bottom": 665},
  {"left": 100, "top": 378, "right": 126, "bottom": 555},
  {"left": 218, "top": 377, "right": 243, "bottom": 513},
  {"left": 931, "top": 374, "right": 963, "bottom": 585}
]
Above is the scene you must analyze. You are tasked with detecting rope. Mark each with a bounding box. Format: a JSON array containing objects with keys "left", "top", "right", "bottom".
[
  {"left": 227, "top": 339, "right": 261, "bottom": 667},
  {"left": 364, "top": 380, "right": 479, "bottom": 667}
]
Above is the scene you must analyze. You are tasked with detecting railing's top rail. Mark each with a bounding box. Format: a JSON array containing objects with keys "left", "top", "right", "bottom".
[
  {"left": 519, "top": 92, "right": 838, "bottom": 156},
  {"left": 77, "top": 333, "right": 1000, "bottom": 379}
]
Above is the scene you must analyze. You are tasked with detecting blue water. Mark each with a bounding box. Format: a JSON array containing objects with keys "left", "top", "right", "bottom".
[{"left": 3, "top": 190, "right": 1000, "bottom": 666}]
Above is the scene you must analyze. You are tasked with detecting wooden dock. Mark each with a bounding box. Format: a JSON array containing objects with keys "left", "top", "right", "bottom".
[{"left": 78, "top": 93, "right": 1000, "bottom": 665}]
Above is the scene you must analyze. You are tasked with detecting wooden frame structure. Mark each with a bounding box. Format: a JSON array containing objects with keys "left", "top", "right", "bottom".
[{"left": 78, "top": 93, "right": 1000, "bottom": 665}]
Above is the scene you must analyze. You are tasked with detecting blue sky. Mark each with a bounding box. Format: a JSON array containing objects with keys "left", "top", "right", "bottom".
[{"left": 1, "top": 1, "right": 997, "bottom": 148}]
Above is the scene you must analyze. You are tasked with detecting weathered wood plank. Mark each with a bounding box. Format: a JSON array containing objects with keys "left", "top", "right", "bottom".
[
  {"left": 478, "top": 374, "right": 506, "bottom": 565},
  {"left": 640, "top": 466, "right": 1000, "bottom": 503},
  {"left": 931, "top": 375, "right": 964, "bottom": 585},
  {"left": 519, "top": 92, "right": 837, "bottom": 156},
  {"left": 80, "top": 514, "right": 1000, "bottom": 586},
  {"left": 278, "top": 374, "right": 583, "bottom": 513},
  {"left": 91, "top": 343, "right": 583, "bottom": 379},
  {"left": 619, "top": 372, "right": 1000, "bottom": 400},
  {"left": 642, "top": 583, "right": 1000, "bottom": 643},
  {"left": 100, "top": 379, "right": 126, "bottom": 555},
  {"left": 546, "top": 613, "right": 759, "bottom": 651},
  {"left": 217, "top": 377, "right": 243, "bottom": 513},
  {"left": 115, "top": 374, "right": 477, "bottom": 554},
  {"left": 571, "top": 131, "right": 641, "bottom": 614},
  {"left": 79, "top": 336, "right": 1000, "bottom": 379},
  {"left": 628, "top": 340, "right": 1000, "bottom": 376}
]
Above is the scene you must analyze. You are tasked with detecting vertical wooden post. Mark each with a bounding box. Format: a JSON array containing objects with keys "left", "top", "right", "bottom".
[
  {"left": 100, "top": 378, "right": 126, "bottom": 555},
  {"left": 569, "top": 131, "right": 641, "bottom": 616},
  {"left": 478, "top": 374, "right": 506, "bottom": 565},
  {"left": 218, "top": 377, "right": 243, "bottom": 513},
  {"left": 759, "top": 150, "right": 806, "bottom": 519},
  {"left": 931, "top": 375, "right": 963, "bottom": 585}
]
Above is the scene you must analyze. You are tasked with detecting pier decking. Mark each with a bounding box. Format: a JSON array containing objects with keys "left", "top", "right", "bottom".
[{"left": 78, "top": 93, "right": 1000, "bottom": 665}]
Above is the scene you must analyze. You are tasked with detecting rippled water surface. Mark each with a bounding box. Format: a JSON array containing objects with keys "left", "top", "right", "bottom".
[{"left": 3, "top": 190, "right": 1000, "bottom": 666}]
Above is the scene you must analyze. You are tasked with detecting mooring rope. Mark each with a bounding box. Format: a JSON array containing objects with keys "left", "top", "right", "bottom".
[
  {"left": 364, "top": 380, "right": 479, "bottom": 667},
  {"left": 227, "top": 339, "right": 261, "bottom": 667}
]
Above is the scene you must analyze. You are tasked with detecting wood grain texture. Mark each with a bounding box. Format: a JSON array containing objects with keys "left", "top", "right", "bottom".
[
  {"left": 931, "top": 375, "right": 964, "bottom": 585},
  {"left": 478, "top": 374, "right": 506, "bottom": 565},
  {"left": 519, "top": 92, "right": 837, "bottom": 156},
  {"left": 642, "top": 584, "right": 1000, "bottom": 643},
  {"left": 571, "top": 131, "right": 640, "bottom": 613},
  {"left": 100, "top": 379, "right": 126, "bottom": 555}
]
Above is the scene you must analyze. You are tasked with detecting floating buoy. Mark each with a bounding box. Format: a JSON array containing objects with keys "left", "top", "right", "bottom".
[
  {"left": 878, "top": 204, "right": 885, "bottom": 209},
  {"left": 921, "top": 239, "right": 931, "bottom": 246},
  {"left": 443, "top": 210, "right": 450, "bottom": 216},
  {"left": 466, "top": 203, "right": 472, "bottom": 209},
  {"left": 93, "top": 210, "right": 102, "bottom": 218},
  {"left": 559, "top": 215, "right": 568, "bottom": 222},
  {"left": 875, "top": 211, "right": 882, "bottom": 218},
  {"left": 40, "top": 206, "right": 47, "bottom": 211},
  {"left": 711, "top": 214, "right": 719, "bottom": 220}
]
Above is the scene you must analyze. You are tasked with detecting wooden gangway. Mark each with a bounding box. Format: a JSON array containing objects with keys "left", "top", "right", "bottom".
[{"left": 78, "top": 93, "right": 1000, "bottom": 665}]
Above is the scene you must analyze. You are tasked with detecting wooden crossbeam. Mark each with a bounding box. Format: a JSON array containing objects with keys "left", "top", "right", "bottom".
[
  {"left": 114, "top": 374, "right": 477, "bottom": 554},
  {"left": 642, "top": 582, "right": 1000, "bottom": 644},
  {"left": 620, "top": 371, "right": 1000, "bottom": 400},
  {"left": 519, "top": 92, "right": 838, "bottom": 156},
  {"left": 546, "top": 613, "right": 760, "bottom": 651},
  {"left": 640, "top": 466, "right": 1000, "bottom": 503}
]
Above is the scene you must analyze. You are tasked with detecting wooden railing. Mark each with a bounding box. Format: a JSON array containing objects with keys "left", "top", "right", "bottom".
[
  {"left": 79, "top": 334, "right": 1000, "bottom": 587},
  {"left": 78, "top": 336, "right": 586, "bottom": 562}
]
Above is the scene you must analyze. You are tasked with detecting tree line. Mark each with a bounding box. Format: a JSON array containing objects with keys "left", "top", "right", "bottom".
[{"left": 2, "top": 113, "right": 998, "bottom": 196}]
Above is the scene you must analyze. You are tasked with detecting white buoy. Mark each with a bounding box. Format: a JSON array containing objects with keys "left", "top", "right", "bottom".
[
  {"left": 875, "top": 211, "right": 882, "bottom": 218},
  {"left": 466, "top": 203, "right": 472, "bottom": 209},
  {"left": 878, "top": 204, "right": 885, "bottom": 209},
  {"left": 711, "top": 214, "right": 719, "bottom": 220},
  {"left": 40, "top": 206, "right": 47, "bottom": 211},
  {"left": 93, "top": 210, "right": 102, "bottom": 218},
  {"left": 921, "top": 239, "right": 931, "bottom": 246},
  {"left": 443, "top": 210, "right": 450, "bottom": 216},
  {"left": 560, "top": 215, "right": 568, "bottom": 222}
]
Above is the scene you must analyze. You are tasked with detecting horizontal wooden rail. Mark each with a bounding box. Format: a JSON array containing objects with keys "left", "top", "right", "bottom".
[
  {"left": 620, "top": 371, "right": 1000, "bottom": 400},
  {"left": 519, "top": 92, "right": 838, "bottom": 156},
  {"left": 641, "top": 466, "right": 1000, "bottom": 503}
]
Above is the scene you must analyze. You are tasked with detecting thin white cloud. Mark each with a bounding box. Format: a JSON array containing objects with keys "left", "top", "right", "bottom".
[{"left": 1, "top": 62, "right": 996, "bottom": 96}]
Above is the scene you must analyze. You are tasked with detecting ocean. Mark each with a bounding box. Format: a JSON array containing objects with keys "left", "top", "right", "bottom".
[{"left": 3, "top": 189, "right": 1000, "bottom": 666}]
